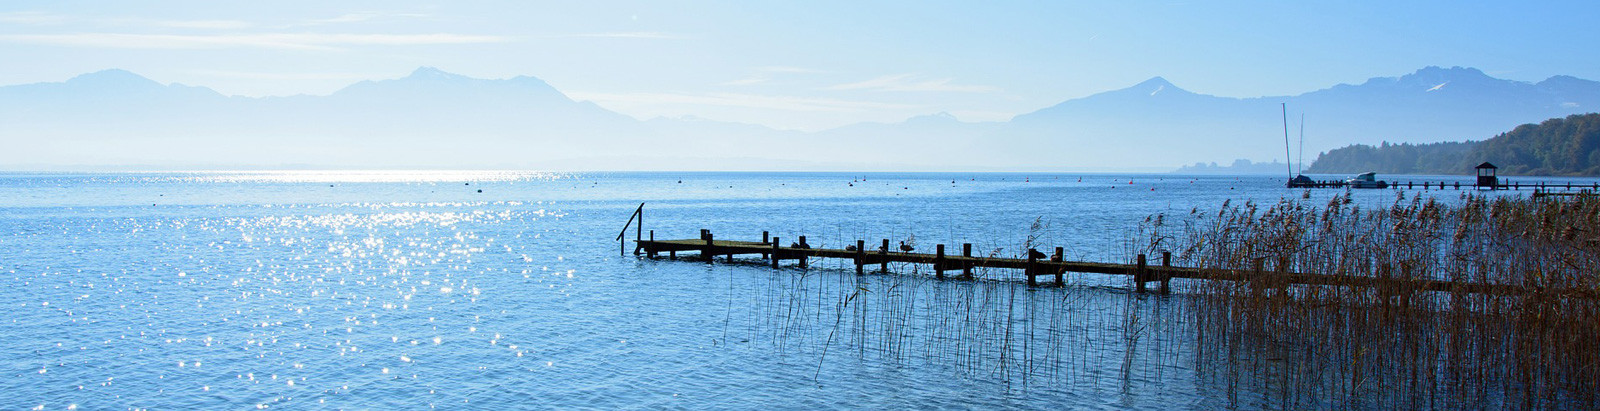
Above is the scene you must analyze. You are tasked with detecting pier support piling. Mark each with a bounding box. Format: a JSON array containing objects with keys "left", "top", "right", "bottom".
[
  {"left": 962, "top": 243, "right": 973, "bottom": 279},
  {"left": 880, "top": 239, "right": 890, "bottom": 272},
  {"left": 855, "top": 240, "right": 865, "bottom": 275},
  {"left": 1052, "top": 247, "right": 1064, "bottom": 286},
  {"left": 704, "top": 232, "right": 715, "bottom": 263},
  {"left": 1026, "top": 249, "right": 1039, "bottom": 287},
  {"left": 1160, "top": 251, "right": 1172, "bottom": 294},
  {"left": 1135, "top": 254, "right": 1148, "bottom": 293},
  {"left": 797, "top": 236, "right": 808, "bottom": 269}
]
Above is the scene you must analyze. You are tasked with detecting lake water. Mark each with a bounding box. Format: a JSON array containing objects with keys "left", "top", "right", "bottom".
[{"left": 0, "top": 171, "right": 1580, "bottom": 410}]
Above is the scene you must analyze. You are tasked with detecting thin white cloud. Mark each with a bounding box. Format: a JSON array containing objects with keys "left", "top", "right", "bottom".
[
  {"left": 569, "top": 91, "right": 918, "bottom": 113},
  {"left": 827, "top": 73, "right": 999, "bottom": 93},
  {"left": 154, "top": 20, "right": 254, "bottom": 30},
  {"left": 720, "top": 77, "right": 768, "bottom": 86},
  {"left": 759, "top": 66, "right": 826, "bottom": 74},
  {"left": 309, "top": 13, "right": 385, "bottom": 24},
  {"left": 721, "top": 66, "right": 826, "bottom": 86},
  {"left": 557, "top": 32, "right": 683, "bottom": 39},
  {"left": 0, "top": 12, "right": 252, "bottom": 29},
  {"left": 0, "top": 33, "right": 509, "bottom": 51},
  {"left": 0, "top": 11, "right": 67, "bottom": 25},
  {"left": 299, "top": 12, "right": 431, "bottom": 26}
]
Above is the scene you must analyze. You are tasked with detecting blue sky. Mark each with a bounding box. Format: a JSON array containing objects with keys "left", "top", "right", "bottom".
[{"left": 3, "top": 1, "right": 1597, "bottom": 130}]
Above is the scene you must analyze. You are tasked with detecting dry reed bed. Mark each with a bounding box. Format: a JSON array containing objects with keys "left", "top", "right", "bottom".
[{"left": 1135, "top": 191, "right": 1600, "bottom": 409}]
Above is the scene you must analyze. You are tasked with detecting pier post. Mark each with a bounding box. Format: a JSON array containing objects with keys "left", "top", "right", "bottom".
[
  {"left": 647, "top": 230, "right": 656, "bottom": 258},
  {"left": 855, "top": 240, "right": 865, "bottom": 275},
  {"left": 770, "top": 237, "right": 780, "bottom": 268},
  {"left": 1135, "top": 254, "right": 1148, "bottom": 293},
  {"left": 880, "top": 239, "right": 890, "bottom": 272},
  {"left": 1026, "top": 249, "right": 1038, "bottom": 287},
  {"left": 761, "top": 231, "right": 770, "bottom": 259},
  {"left": 1160, "top": 252, "right": 1172, "bottom": 294},
  {"left": 705, "top": 232, "right": 715, "bottom": 263},
  {"left": 935, "top": 244, "right": 946, "bottom": 280},
  {"left": 1053, "top": 247, "right": 1064, "bottom": 287},
  {"left": 1249, "top": 259, "right": 1265, "bottom": 297},
  {"left": 797, "top": 236, "right": 808, "bottom": 269},
  {"left": 962, "top": 243, "right": 973, "bottom": 279}
]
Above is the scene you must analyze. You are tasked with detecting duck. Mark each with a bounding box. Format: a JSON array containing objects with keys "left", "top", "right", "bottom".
[
  {"left": 898, "top": 241, "right": 914, "bottom": 253},
  {"left": 1028, "top": 249, "right": 1049, "bottom": 259}
]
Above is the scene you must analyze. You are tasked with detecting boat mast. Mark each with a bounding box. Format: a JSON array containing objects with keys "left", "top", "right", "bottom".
[
  {"left": 1282, "top": 103, "right": 1292, "bottom": 179},
  {"left": 1298, "top": 113, "right": 1305, "bottom": 175}
]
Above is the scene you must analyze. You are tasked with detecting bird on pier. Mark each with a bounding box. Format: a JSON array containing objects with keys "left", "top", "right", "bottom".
[
  {"left": 898, "top": 241, "right": 914, "bottom": 253},
  {"left": 845, "top": 244, "right": 858, "bottom": 252},
  {"left": 791, "top": 238, "right": 811, "bottom": 249},
  {"left": 1028, "top": 249, "right": 1049, "bottom": 259}
]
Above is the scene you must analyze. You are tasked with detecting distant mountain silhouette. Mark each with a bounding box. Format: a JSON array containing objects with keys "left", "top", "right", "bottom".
[
  {"left": 2, "top": 66, "right": 1597, "bottom": 171},
  {"left": 1007, "top": 66, "right": 1600, "bottom": 170}
]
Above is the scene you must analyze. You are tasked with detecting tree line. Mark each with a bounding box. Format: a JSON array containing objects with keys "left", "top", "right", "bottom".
[{"left": 1305, "top": 113, "right": 1600, "bottom": 176}]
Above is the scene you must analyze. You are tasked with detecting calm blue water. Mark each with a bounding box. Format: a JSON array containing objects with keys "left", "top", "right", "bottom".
[{"left": 0, "top": 171, "right": 1575, "bottom": 410}]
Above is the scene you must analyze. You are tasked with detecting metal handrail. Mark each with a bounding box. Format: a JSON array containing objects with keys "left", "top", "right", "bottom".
[{"left": 616, "top": 203, "right": 644, "bottom": 255}]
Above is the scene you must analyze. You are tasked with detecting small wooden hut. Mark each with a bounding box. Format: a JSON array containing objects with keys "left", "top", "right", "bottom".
[{"left": 1475, "top": 162, "right": 1498, "bottom": 189}]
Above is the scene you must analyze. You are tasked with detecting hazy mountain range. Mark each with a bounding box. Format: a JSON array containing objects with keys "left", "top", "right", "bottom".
[{"left": 2, "top": 66, "right": 1596, "bottom": 171}]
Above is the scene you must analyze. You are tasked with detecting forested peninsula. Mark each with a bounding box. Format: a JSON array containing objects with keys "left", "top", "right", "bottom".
[{"left": 1304, "top": 113, "right": 1600, "bottom": 176}]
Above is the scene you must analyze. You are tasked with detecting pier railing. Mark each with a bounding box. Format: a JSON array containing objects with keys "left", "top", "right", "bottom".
[{"left": 615, "top": 203, "right": 644, "bottom": 256}]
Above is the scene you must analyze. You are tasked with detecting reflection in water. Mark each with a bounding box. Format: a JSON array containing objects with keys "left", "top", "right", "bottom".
[{"left": 728, "top": 263, "right": 1198, "bottom": 401}]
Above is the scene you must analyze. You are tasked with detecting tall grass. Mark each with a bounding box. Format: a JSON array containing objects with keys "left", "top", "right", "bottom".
[{"left": 1137, "top": 192, "right": 1600, "bottom": 409}]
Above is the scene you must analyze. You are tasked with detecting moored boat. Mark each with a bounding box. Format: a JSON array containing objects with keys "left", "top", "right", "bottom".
[{"left": 1345, "top": 172, "right": 1389, "bottom": 189}]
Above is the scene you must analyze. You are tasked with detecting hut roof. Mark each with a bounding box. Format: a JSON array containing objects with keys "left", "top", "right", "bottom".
[{"left": 1475, "top": 162, "right": 1498, "bottom": 169}]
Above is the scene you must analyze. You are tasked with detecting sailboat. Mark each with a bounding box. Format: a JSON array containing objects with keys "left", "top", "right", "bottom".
[
  {"left": 1284, "top": 104, "right": 1317, "bottom": 188},
  {"left": 1281, "top": 104, "right": 1389, "bottom": 189}
]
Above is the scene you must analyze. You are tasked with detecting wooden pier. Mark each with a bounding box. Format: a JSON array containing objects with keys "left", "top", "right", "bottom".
[
  {"left": 1290, "top": 179, "right": 1600, "bottom": 191},
  {"left": 637, "top": 229, "right": 1157, "bottom": 289},
  {"left": 613, "top": 199, "right": 1593, "bottom": 298},
  {"left": 1292, "top": 164, "right": 1600, "bottom": 192},
  {"left": 630, "top": 228, "right": 1578, "bottom": 297}
]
